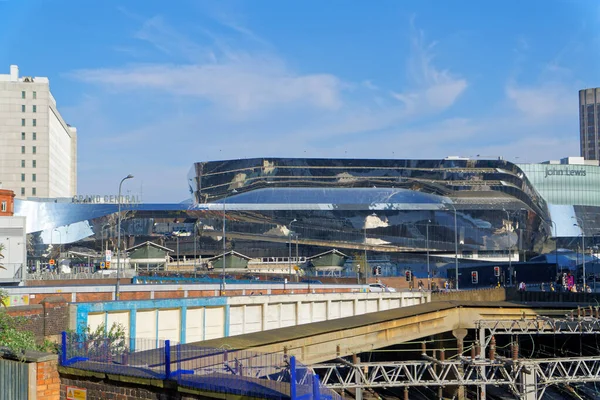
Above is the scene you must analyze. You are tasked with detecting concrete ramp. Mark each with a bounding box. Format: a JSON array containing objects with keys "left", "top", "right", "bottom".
[{"left": 190, "top": 301, "right": 568, "bottom": 364}]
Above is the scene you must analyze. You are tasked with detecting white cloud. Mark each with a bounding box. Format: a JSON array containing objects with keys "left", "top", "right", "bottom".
[
  {"left": 505, "top": 82, "right": 576, "bottom": 120},
  {"left": 71, "top": 62, "right": 342, "bottom": 113},
  {"left": 392, "top": 25, "right": 468, "bottom": 113}
]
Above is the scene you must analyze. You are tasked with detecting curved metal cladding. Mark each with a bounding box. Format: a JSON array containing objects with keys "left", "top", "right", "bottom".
[
  {"left": 188, "top": 158, "right": 550, "bottom": 255},
  {"left": 190, "top": 158, "right": 547, "bottom": 214}
]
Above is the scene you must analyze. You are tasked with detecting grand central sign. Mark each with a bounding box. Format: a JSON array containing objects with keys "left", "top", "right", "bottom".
[
  {"left": 72, "top": 194, "right": 142, "bottom": 204},
  {"left": 544, "top": 167, "right": 587, "bottom": 178}
]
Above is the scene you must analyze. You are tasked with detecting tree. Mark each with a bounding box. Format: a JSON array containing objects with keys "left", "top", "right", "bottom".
[{"left": 0, "top": 289, "right": 55, "bottom": 354}]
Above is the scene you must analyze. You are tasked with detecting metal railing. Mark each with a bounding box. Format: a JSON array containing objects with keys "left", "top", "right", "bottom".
[
  {"left": 60, "top": 332, "right": 340, "bottom": 400},
  {"left": 0, "top": 263, "right": 24, "bottom": 282}
]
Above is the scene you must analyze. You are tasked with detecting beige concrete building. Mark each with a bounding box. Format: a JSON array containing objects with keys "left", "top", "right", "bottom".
[
  {"left": 580, "top": 88, "right": 600, "bottom": 161},
  {"left": 0, "top": 65, "right": 77, "bottom": 198}
]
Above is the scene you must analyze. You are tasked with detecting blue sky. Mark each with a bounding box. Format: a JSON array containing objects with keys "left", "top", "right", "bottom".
[{"left": 1, "top": 0, "right": 599, "bottom": 202}]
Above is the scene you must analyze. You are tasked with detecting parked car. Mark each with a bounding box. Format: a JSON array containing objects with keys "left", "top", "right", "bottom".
[{"left": 368, "top": 283, "right": 396, "bottom": 293}]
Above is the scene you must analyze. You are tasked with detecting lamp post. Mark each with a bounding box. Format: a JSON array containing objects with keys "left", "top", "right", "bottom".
[
  {"left": 547, "top": 219, "right": 558, "bottom": 281},
  {"left": 573, "top": 217, "right": 586, "bottom": 290},
  {"left": 221, "top": 189, "right": 237, "bottom": 295},
  {"left": 446, "top": 203, "right": 459, "bottom": 290},
  {"left": 426, "top": 220, "right": 431, "bottom": 290},
  {"left": 503, "top": 209, "right": 513, "bottom": 286},
  {"left": 116, "top": 174, "right": 134, "bottom": 301},
  {"left": 101, "top": 223, "right": 111, "bottom": 254},
  {"left": 288, "top": 219, "right": 297, "bottom": 279}
]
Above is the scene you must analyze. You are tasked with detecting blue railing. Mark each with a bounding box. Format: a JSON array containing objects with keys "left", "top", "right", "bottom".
[{"left": 60, "top": 332, "right": 340, "bottom": 400}]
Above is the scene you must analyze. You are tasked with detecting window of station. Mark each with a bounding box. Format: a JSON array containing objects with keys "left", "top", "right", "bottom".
[
  {"left": 32, "top": 91, "right": 36, "bottom": 99},
  {"left": 32, "top": 132, "right": 36, "bottom": 140},
  {"left": 21, "top": 160, "right": 25, "bottom": 168},
  {"left": 21, "top": 132, "right": 25, "bottom": 140},
  {"left": 32, "top": 187, "right": 36, "bottom": 196},
  {"left": 21, "top": 173, "right": 25, "bottom": 182},
  {"left": 32, "top": 105, "right": 36, "bottom": 113},
  {"left": 21, "top": 146, "right": 25, "bottom": 154},
  {"left": 21, "top": 105, "right": 25, "bottom": 112},
  {"left": 32, "top": 160, "right": 36, "bottom": 168},
  {"left": 32, "top": 146, "right": 36, "bottom": 154},
  {"left": 20, "top": 188, "right": 25, "bottom": 196},
  {"left": 32, "top": 119, "right": 36, "bottom": 127},
  {"left": 21, "top": 119, "right": 25, "bottom": 126},
  {"left": 1, "top": 201, "right": 5, "bottom": 212},
  {"left": 21, "top": 91, "right": 25, "bottom": 99},
  {"left": 32, "top": 173, "right": 36, "bottom": 182}
]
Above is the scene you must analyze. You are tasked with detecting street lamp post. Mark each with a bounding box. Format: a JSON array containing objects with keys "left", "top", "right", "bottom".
[
  {"left": 221, "top": 189, "right": 237, "bottom": 295},
  {"left": 547, "top": 220, "right": 558, "bottom": 281},
  {"left": 573, "top": 217, "right": 586, "bottom": 290},
  {"left": 503, "top": 210, "right": 513, "bottom": 286},
  {"left": 116, "top": 174, "right": 134, "bottom": 301},
  {"left": 288, "top": 219, "right": 297, "bottom": 279},
  {"left": 426, "top": 220, "right": 431, "bottom": 290},
  {"left": 446, "top": 203, "right": 459, "bottom": 290}
]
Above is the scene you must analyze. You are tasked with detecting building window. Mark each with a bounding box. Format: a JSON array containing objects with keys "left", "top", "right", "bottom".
[
  {"left": 21, "top": 119, "right": 25, "bottom": 126},
  {"left": 32, "top": 187, "right": 36, "bottom": 196},
  {"left": 21, "top": 146, "right": 25, "bottom": 154},
  {"left": 32, "top": 173, "right": 36, "bottom": 182},
  {"left": 32, "top": 105, "right": 36, "bottom": 113},
  {"left": 21, "top": 160, "right": 25, "bottom": 168},
  {"left": 32, "top": 132, "right": 36, "bottom": 140},
  {"left": 1, "top": 201, "right": 6, "bottom": 212},
  {"left": 21, "top": 105, "right": 25, "bottom": 112},
  {"left": 21, "top": 132, "right": 25, "bottom": 140},
  {"left": 32, "top": 160, "right": 36, "bottom": 168},
  {"left": 21, "top": 91, "right": 25, "bottom": 99},
  {"left": 33, "top": 91, "right": 36, "bottom": 99},
  {"left": 20, "top": 187, "right": 25, "bottom": 196},
  {"left": 32, "top": 119, "right": 36, "bottom": 127},
  {"left": 32, "top": 146, "right": 36, "bottom": 154},
  {"left": 21, "top": 173, "right": 25, "bottom": 182}
]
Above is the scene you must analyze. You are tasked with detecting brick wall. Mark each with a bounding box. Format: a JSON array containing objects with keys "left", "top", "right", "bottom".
[
  {"left": 7, "top": 296, "right": 69, "bottom": 342},
  {"left": 37, "top": 358, "right": 60, "bottom": 399},
  {"left": 59, "top": 370, "right": 222, "bottom": 400}
]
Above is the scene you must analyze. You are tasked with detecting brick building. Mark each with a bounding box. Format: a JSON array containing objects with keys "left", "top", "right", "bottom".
[{"left": 0, "top": 188, "right": 15, "bottom": 216}]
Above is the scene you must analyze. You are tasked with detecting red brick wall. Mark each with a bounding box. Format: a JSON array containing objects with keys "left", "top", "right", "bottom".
[
  {"left": 0, "top": 188, "right": 15, "bottom": 216},
  {"left": 60, "top": 372, "right": 211, "bottom": 400},
  {"left": 37, "top": 359, "right": 60, "bottom": 399},
  {"left": 7, "top": 296, "right": 69, "bottom": 342}
]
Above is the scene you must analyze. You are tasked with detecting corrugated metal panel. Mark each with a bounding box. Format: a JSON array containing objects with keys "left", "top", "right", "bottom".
[{"left": 0, "top": 358, "right": 30, "bottom": 400}]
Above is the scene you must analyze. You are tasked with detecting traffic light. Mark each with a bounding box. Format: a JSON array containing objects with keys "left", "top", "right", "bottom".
[
  {"left": 405, "top": 270, "right": 412, "bottom": 281},
  {"left": 471, "top": 271, "right": 478, "bottom": 284},
  {"left": 493, "top": 266, "right": 500, "bottom": 277},
  {"left": 372, "top": 267, "right": 377, "bottom": 276},
  {"left": 376, "top": 266, "right": 382, "bottom": 276}
]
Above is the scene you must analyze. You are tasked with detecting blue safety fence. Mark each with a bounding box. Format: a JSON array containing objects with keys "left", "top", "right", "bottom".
[
  {"left": 132, "top": 276, "right": 272, "bottom": 285},
  {"left": 60, "top": 332, "right": 341, "bottom": 400}
]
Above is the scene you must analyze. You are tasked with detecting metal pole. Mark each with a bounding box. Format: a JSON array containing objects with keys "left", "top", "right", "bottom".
[
  {"left": 364, "top": 225, "right": 368, "bottom": 285},
  {"left": 194, "top": 221, "right": 197, "bottom": 278},
  {"left": 288, "top": 219, "right": 296, "bottom": 279},
  {"left": 581, "top": 228, "right": 587, "bottom": 292},
  {"left": 116, "top": 174, "right": 133, "bottom": 300},
  {"left": 176, "top": 235, "right": 180, "bottom": 269},
  {"left": 505, "top": 210, "right": 512, "bottom": 286},
  {"left": 448, "top": 204, "right": 459, "bottom": 290},
  {"left": 426, "top": 222, "right": 430, "bottom": 290},
  {"left": 222, "top": 196, "right": 226, "bottom": 295},
  {"left": 574, "top": 217, "right": 586, "bottom": 290}
]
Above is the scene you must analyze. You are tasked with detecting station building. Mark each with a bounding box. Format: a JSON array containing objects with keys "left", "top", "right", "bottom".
[{"left": 8, "top": 156, "right": 600, "bottom": 280}]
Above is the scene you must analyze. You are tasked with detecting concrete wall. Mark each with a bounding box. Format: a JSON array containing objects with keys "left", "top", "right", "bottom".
[
  {"left": 431, "top": 287, "right": 506, "bottom": 302},
  {"left": 72, "top": 291, "right": 430, "bottom": 348}
]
